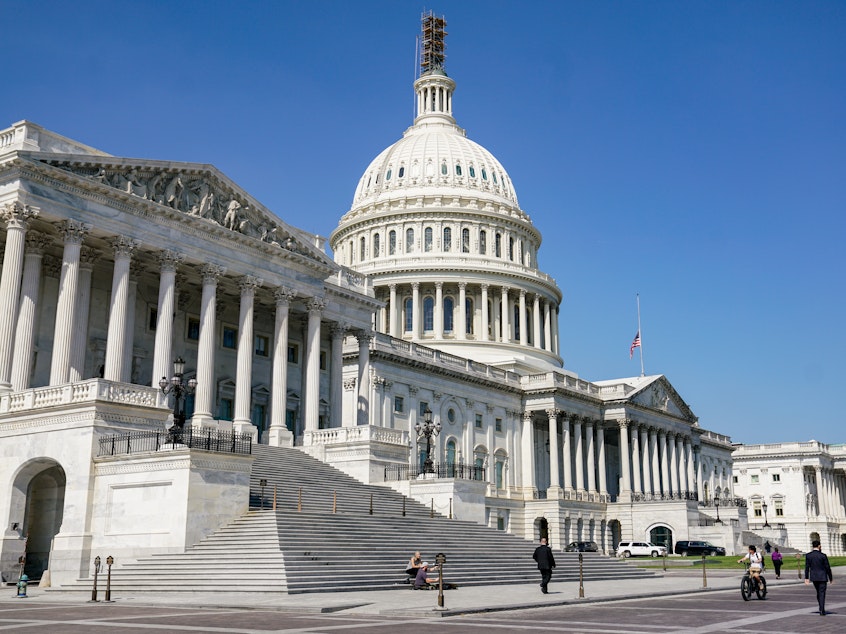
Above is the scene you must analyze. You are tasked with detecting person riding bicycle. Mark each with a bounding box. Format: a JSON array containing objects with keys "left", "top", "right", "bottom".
[{"left": 738, "top": 545, "right": 763, "bottom": 580}]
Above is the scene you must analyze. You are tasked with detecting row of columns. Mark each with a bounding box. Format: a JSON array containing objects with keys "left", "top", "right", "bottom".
[
  {"left": 812, "top": 466, "right": 846, "bottom": 519},
  {"left": 0, "top": 205, "right": 374, "bottom": 440},
  {"left": 383, "top": 282, "right": 559, "bottom": 354},
  {"left": 701, "top": 454, "right": 733, "bottom": 501}
]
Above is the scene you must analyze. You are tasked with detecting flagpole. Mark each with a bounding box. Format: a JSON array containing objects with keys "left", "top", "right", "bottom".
[{"left": 637, "top": 294, "right": 644, "bottom": 377}]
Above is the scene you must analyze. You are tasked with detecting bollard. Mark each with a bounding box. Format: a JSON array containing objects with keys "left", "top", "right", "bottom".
[
  {"left": 663, "top": 550, "right": 667, "bottom": 572},
  {"left": 701, "top": 553, "right": 707, "bottom": 588},
  {"left": 796, "top": 553, "right": 802, "bottom": 580},
  {"left": 430, "top": 498, "right": 434, "bottom": 519},
  {"left": 16, "top": 574, "right": 28, "bottom": 598},
  {"left": 333, "top": 490, "right": 337, "bottom": 514},
  {"left": 259, "top": 478, "right": 267, "bottom": 509},
  {"left": 402, "top": 497, "right": 406, "bottom": 517},
  {"left": 89, "top": 556, "right": 101, "bottom": 602},
  {"left": 104, "top": 556, "right": 114, "bottom": 603},
  {"left": 273, "top": 485, "right": 277, "bottom": 511},
  {"left": 297, "top": 487, "right": 302, "bottom": 513},
  {"left": 578, "top": 552, "right": 585, "bottom": 598},
  {"left": 435, "top": 552, "right": 447, "bottom": 609},
  {"left": 449, "top": 497, "right": 452, "bottom": 519},
  {"left": 369, "top": 493, "right": 373, "bottom": 515}
]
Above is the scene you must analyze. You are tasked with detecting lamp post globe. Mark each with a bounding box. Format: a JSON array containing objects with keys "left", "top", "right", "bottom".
[{"left": 714, "top": 496, "right": 722, "bottom": 524}]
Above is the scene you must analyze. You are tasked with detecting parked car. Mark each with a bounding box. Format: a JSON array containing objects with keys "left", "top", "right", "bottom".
[
  {"left": 565, "top": 541, "right": 599, "bottom": 552},
  {"left": 674, "top": 541, "right": 726, "bottom": 557},
  {"left": 616, "top": 541, "right": 667, "bottom": 558}
]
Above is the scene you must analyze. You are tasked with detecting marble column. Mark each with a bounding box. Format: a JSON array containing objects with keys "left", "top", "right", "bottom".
[
  {"left": 356, "top": 330, "right": 372, "bottom": 426},
  {"left": 649, "top": 428, "right": 660, "bottom": 495},
  {"left": 552, "top": 304, "right": 560, "bottom": 355},
  {"left": 640, "top": 426, "right": 652, "bottom": 495},
  {"left": 480, "top": 284, "right": 490, "bottom": 342},
  {"left": 389, "top": 284, "right": 399, "bottom": 338},
  {"left": 303, "top": 297, "right": 325, "bottom": 432},
  {"left": 667, "top": 433, "right": 678, "bottom": 496},
  {"left": 574, "top": 416, "right": 585, "bottom": 492},
  {"left": 10, "top": 232, "right": 49, "bottom": 390},
  {"left": 659, "top": 431, "right": 670, "bottom": 496},
  {"left": 68, "top": 247, "right": 99, "bottom": 383},
  {"left": 121, "top": 263, "right": 141, "bottom": 383},
  {"left": 596, "top": 422, "right": 607, "bottom": 494},
  {"left": 685, "top": 439, "right": 695, "bottom": 496},
  {"left": 518, "top": 290, "right": 527, "bottom": 346},
  {"left": 0, "top": 203, "right": 37, "bottom": 390},
  {"left": 695, "top": 447, "right": 704, "bottom": 501},
  {"left": 103, "top": 236, "right": 139, "bottom": 381},
  {"left": 520, "top": 412, "right": 535, "bottom": 493},
  {"left": 233, "top": 276, "right": 263, "bottom": 434},
  {"left": 458, "top": 282, "right": 467, "bottom": 340},
  {"left": 586, "top": 419, "right": 596, "bottom": 493},
  {"left": 546, "top": 409, "right": 560, "bottom": 493},
  {"left": 434, "top": 281, "right": 444, "bottom": 338},
  {"left": 329, "top": 323, "right": 345, "bottom": 428},
  {"left": 411, "top": 282, "right": 421, "bottom": 340},
  {"left": 543, "top": 301, "right": 552, "bottom": 352},
  {"left": 192, "top": 264, "right": 225, "bottom": 426},
  {"left": 151, "top": 251, "right": 183, "bottom": 388},
  {"left": 532, "top": 294, "right": 541, "bottom": 349},
  {"left": 500, "top": 287, "right": 510, "bottom": 343},
  {"left": 269, "top": 287, "right": 295, "bottom": 446},
  {"left": 49, "top": 220, "right": 89, "bottom": 385},
  {"left": 630, "top": 424, "right": 642, "bottom": 494},
  {"left": 562, "top": 414, "right": 573, "bottom": 491},
  {"left": 619, "top": 420, "right": 632, "bottom": 496},
  {"left": 677, "top": 436, "right": 687, "bottom": 494}
]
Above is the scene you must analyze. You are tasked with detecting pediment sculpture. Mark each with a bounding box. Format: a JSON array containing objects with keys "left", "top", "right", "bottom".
[{"left": 46, "top": 161, "right": 315, "bottom": 257}]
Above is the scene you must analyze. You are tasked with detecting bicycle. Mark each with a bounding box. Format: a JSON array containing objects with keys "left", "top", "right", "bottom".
[{"left": 740, "top": 563, "right": 767, "bottom": 601}]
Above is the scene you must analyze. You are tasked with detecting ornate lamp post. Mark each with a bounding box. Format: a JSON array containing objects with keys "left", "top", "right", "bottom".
[
  {"left": 714, "top": 496, "right": 722, "bottom": 524},
  {"left": 762, "top": 501, "right": 770, "bottom": 528},
  {"left": 159, "top": 357, "right": 197, "bottom": 441},
  {"left": 414, "top": 408, "right": 441, "bottom": 474}
]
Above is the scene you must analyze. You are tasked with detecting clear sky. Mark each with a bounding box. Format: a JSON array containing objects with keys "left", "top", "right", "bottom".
[{"left": 2, "top": 1, "right": 843, "bottom": 445}]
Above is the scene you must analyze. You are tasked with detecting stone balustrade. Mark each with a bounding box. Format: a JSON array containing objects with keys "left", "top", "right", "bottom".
[
  {"left": 0, "top": 378, "right": 165, "bottom": 415},
  {"left": 303, "top": 424, "right": 409, "bottom": 448}
]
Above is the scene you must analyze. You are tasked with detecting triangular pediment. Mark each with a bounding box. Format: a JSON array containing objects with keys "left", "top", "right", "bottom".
[
  {"left": 628, "top": 376, "right": 695, "bottom": 421},
  {"left": 26, "top": 153, "right": 335, "bottom": 271}
]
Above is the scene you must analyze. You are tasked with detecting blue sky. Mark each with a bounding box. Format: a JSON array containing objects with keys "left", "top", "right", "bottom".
[{"left": 2, "top": 1, "right": 844, "bottom": 445}]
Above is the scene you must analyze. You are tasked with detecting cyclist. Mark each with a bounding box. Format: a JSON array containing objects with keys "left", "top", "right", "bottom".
[{"left": 738, "top": 545, "right": 763, "bottom": 581}]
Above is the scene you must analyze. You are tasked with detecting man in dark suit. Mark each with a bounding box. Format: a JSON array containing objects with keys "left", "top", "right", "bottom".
[
  {"left": 804, "top": 539, "right": 834, "bottom": 615},
  {"left": 533, "top": 537, "right": 556, "bottom": 594}
]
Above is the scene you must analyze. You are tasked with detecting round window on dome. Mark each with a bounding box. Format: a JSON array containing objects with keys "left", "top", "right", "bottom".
[{"left": 447, "top": 408, "right": 456, "bottom": 423}]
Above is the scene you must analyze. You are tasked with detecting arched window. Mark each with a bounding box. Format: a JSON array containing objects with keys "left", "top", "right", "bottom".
[
  {"left": 443, "top": 297, "right": 454, "bottom": 332},
  {"left": 446, "top": 439, "right": 456, "bottom": 465},
  {"left": 465, "top": 298, "right": 474, "bottom": 334},
  {"left": 481, "top": 168, "right": 488, "bottom": 181},
  {"left": 406, "top": 228, "right": 415, "bottom": 252},
  {"left": 424, "top": 227, "right": 433, "bottom": 252},
  {"left": 423, "top": 296, "right": 434, "bottom": 332},
  {"left": 441, "top": 161, "right": 448, "bottom": 175},
  {"left": 495, "top": 233, "right": 502, "bottom": 258},
  {"left": 398, "top": 166, "right": 405, "bottom": 178},
  {"left": 455, "top": 164, "right": 462, "bottom": 176},
  {"left": 386, "top": 168, "right": 392, "bottom": 181},
  {"left": 359, "top": 236, "right": 366, "bottom": 261},
  {"left": 494, "top": 450, "right": 507, "bottom": 489},
  {"left": 373, "top": 233, "right": 380, "bottom": 258},
  {"left": 404, "top": 298, "right": 413, "bottom": 332},
  {"left": 479, "top": 230, "right": 487, "bottom": 255},
  {"left": 443, "top": 227, "right": 451, "bottom": 252},
  {"left": 469, "top": 165, "right": 476, "bottom": 178},
  {"left": 389, "top": 230, "right": 396, "bottom": 255},
  {"left": 461, "top": 228, "right": 470, "bottom": 253}
]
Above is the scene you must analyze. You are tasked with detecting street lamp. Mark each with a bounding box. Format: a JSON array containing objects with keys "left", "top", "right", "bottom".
[
  {"left": 714, "top": 496, "right": 722, "bottom": 524},
  {"left": 159, "top": 357, "right": 197, "bottom": 441},
  {"left": 414, "top": 408, "right": 441, "bottom": 474},
  {"left": 762, "top": 501, "right": 770, "bottom": 528}
]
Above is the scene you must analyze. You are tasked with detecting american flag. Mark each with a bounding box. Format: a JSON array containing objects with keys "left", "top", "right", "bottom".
[{"left": 629, "top": 331, "right": 641, "bottom": 359}]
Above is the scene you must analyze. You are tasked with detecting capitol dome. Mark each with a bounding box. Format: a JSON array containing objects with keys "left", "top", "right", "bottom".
[{"left": 330, "top": 21, "right": 563, "bottom": 373}]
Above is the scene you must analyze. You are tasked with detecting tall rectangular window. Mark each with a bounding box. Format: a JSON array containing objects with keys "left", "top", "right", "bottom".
[
  {"left": 287, "top": 344, "right": 299, "bottom": 364},
  {"left": 475, "top": 414, "right": 483, "bottom": 429},
  {"left": 774, "top": 500, "right": 784, "bottom": 517},
  {"left": 187, "top": 317, "right": 200, "bottom": 341},
  {"left": 218, "top": 398, "right": 234, "bottom": 421},
  {"left": 495, "top": 417, "right": 503, "bottom": 432},
  {"left": 222, "top": 326, "right": 238, "bottom": 349},
  {"left": 255, "top": 334, "right": 269, "bottom": 357},
  {"left": 394, "top": 396, "right": 404, "bottom": 413}
]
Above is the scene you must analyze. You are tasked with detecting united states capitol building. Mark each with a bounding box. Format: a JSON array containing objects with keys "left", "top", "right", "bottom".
[{"left": 0, "top": 16, "right": 841, "bottom": 587}]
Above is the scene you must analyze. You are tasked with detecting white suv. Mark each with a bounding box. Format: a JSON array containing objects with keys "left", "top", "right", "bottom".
[{"left": 617, "top": 541, "right": 667, "bottom": 558}]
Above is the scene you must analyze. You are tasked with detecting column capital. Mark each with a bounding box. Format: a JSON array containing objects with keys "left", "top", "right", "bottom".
[
  {"left": 618, "top": 418, "right": 631, "bottom": 429},
  {"left": 1, "top": 202, "right": 38, "bottom": 227},
  {"left": 519, "top": 289, "right": 526, "bottom": 298},
  {"left": 157, "top": 249, "right": 185, "bottom": 272},
  {"left": 434, "top": 280, "right": 443, "bottom": 289},
  {"left": 355, "top": 329, "right": 374, "bottom": 343},
  {"left": 307, "top": 296, "right": 326, "bottom": 314},
  {"left": 24, "top": 232, "right": 51, "bottom": 255},
  {"left": 480, "top": 283, "right": 489, "bottom": 292},
  {"left": 58, "top": 219, "right": 90, "bottom": 244},
  {"left": 238, "top": 275, "right": 263, "bottom": 293},
  {"left": 273, "top": 285, "right": 296, "bottom": 305},
  {"left": 411, "top": 281, "right": 420, "bottom": 290},
  {"left": 522, "top": 411, "right": 533, "bottom": 423},
  {"left": 389, "top": 282, "right": 397, "bottom": 291},
  {"left": 79, "top": 246, "right": 101, "bottom": 269},
  {"left": 458, "top": 281, "right": 466, "bottom": 290},
  {"left": 545, "top": 408, "right": 561, "bottom": 421},
  {"left": 110, "top": 235, "right": 140, "bottom": 258},
  {"left": 329, "top": 323, "right": 347, "bottom": 338},
  {"left": 201, "top": 263, "right": 226, "bottom": 284}
]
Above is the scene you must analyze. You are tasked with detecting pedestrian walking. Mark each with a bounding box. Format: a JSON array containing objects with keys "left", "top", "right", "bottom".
[
  {"left": 532, "top": 537, "right": 556, "bottom": 594},
  {"left": 771, "top": 547, "right": 783, "bottom": 579},
  {"left": 804, "top": 540, "right": 833, "bottom": 616}
]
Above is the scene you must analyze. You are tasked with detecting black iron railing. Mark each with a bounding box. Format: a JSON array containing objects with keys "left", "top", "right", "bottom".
[
  {"left": 98, "top": 428, "right": 252, "bottom": 457},
  {"left": 384, "top": 462, "right": 486, "bottom": 482}
]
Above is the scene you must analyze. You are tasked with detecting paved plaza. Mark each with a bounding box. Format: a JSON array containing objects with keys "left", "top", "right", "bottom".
[{"left": 1, "top": 569, "right": 843, "bottom": 632}]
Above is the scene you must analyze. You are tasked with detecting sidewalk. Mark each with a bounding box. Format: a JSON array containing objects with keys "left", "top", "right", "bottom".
[{"left": 4, "top": 570, "right": 807, "bottom": 617}]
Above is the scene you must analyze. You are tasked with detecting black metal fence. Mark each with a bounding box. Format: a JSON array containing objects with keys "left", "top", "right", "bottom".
[
  {"left": 384, "top": 462, "right": 486, "bottom": 482},
  {"left": 98, "top": 428, "right": 253, "bottom": 457}
]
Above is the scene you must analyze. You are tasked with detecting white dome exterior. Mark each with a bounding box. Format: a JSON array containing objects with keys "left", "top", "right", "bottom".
[{"left": 331, "top": 67, "right": 563, "bottom": 373}]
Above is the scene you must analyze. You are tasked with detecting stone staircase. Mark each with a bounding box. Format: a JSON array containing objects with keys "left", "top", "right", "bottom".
[{"left": 63, "top": 445, "right": 655, "bottom": 594}]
